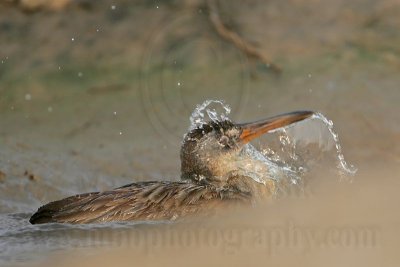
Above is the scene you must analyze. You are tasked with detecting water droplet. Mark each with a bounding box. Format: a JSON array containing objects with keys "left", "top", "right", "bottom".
[
  {"left": 119, "top": 131, "right": 122, "bottom": 135},
  {"left": 113, "top": 111, "right": 117, "bottom": 115},
  {"left": 78, "top": 72, "right": 83, "bottom": 77},
  {"left": 71, "top": 37, "right": 75, "bottom": 41},
  {"left": 111, "top": 5, "right": 116, "bottom": 10},
  {"left": 25, "top": 94, "right": 31, "bottom": 101},
  {"left": 177, "top": 82, "right": 181, "bottom": 86}
]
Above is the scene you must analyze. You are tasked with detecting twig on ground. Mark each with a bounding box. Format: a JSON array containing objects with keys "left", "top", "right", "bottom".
[{"left": 206, "top": 0, "right": 281, "bottom": 73}]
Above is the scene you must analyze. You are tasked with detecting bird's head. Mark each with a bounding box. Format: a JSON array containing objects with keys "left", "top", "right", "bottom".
[{"left": 180, "top": 111, "right": 314, "bottom": 188}]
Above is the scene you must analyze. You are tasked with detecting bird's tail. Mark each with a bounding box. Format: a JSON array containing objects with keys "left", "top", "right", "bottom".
[{"left": 29, "top": 192, "right": 100, "bottom": 224}]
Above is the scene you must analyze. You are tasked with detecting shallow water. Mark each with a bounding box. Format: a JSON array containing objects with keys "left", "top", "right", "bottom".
[{"left": 1, "top": 0, "right": 400, "bottom": 266}]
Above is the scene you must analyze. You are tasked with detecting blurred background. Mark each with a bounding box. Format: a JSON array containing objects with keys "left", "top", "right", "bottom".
[{"left": 0, "top": 0, "right": 399, "bottom": 266}]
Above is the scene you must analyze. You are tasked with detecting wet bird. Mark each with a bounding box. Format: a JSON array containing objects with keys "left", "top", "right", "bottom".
[{"left": 30, "top": 111, "right": 313, "bottom": 224}]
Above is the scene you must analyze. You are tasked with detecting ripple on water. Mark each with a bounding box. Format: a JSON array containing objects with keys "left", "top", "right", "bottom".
[{"left": 0, "top": 212, "right": 172, "bottom": 265}]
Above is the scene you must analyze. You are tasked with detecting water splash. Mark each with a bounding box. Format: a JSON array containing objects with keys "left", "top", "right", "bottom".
[
  {"left": 188, "top": 100, "right": 357, "bottom": 188},
  {"left": 255, "top": 112, "right": 357, "bottom": 183},
  {"left": 189, "top": 100, "right": 231, "bottom": 130},
  {"left": 311, "top": 112, "right": 357, "bottom": 177},
  {"left": 238, "top": 143, "right": 300, "bottom": 187}
]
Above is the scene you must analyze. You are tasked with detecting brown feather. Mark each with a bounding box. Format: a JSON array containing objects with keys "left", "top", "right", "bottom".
[{"left": 29, "top": 181, "right": 247, "bottom": 224}]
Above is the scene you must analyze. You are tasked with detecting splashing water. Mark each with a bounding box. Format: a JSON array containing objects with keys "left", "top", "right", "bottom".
[
  {"left": 254, "top": 112, "right": 357, "bottom": 184},
  {"left": 189, "top": 100, "right": 231, "bottom": 130},
  {"left": 311, "top": 112, "right": 358, "bottom": 177},
  {"left": 237, "top": 143, "right": 300, "bottom": 187},
  {"left": 188, "top": 100, "right": 357, "bottom": 189}
]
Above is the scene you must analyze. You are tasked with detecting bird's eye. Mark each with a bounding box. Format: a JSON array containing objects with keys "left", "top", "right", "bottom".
[{"left": 219, "top": 135, "right": 230, "bottom": 148}]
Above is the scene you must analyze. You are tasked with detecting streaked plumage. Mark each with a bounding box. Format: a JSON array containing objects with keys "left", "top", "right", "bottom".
[
  {"left": 30, "top": 181, "right": 253, "bottom": 224},
  {"left": 30, "top": 111, "right": 313, "bottom": 224}
]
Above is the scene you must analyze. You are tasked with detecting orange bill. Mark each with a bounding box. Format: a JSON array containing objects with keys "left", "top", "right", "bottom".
[{"left": 238, "top": 110, "right": 314, "bottom": 144}]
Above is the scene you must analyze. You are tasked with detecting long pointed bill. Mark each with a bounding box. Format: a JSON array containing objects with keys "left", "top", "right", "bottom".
[{"left": 238, "top": 110, "right": 314, "bottom": 144}]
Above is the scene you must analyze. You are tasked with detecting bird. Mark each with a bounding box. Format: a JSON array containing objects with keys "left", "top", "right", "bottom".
[{"left": 29, "top": 110, "right": 313, "bottom": 224}]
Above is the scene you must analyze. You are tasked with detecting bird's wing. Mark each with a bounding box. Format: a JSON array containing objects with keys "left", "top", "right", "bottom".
[{"left": 29, "top": 181, "right": 220, "bottom": 224}]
